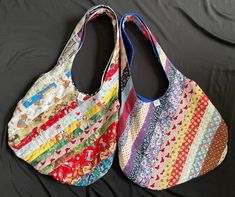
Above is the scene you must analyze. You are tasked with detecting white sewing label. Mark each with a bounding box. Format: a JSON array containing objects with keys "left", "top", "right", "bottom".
[{"left": 153, "top": 99, "right": 161, "bottom": 107}]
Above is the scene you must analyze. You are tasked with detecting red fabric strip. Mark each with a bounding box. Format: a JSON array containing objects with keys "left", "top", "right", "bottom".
[
  {"left": 117, "top": 88, "right": 137, "bottom": 140},
  {"left": 167, "top": 93, "right": 209, "bottom": 187},
  {"left": 49, "top": 122, "right": 117, "bottom": 183},
  {"left": 12, "top": 101, "right": 77, "bottom": 150}
]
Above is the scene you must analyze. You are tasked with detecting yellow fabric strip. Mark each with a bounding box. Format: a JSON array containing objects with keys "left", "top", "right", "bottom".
[
  {"left": 15, "top": 91, "right": 77, "bottom": 141},
  {"left": 178, "top": 101, "right": 214, "bottom": 184},
  {"left": 148, "top": 85, "right": 192, "bottom": 189},
  {"left": 158, "top": 85, "right": 203, "bottom": 190},
  {"left": 25, "top": 83, "right": 118, "bottom": 162},
  {"left": 43, "top": 85, "right": 56, "bottom": 96}
]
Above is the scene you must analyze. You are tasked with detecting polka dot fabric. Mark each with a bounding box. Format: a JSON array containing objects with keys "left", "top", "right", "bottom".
[{"left": 117, "top": 13, "right": 228, "bottom": 190}]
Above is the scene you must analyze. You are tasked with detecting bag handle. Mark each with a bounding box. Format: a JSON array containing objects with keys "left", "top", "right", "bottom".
[
  {"left": 58, "top": 5, "right": 119, "bottom": 65},
  {"left": 120, "top": 13, "right": 169, "bottom": 76}
]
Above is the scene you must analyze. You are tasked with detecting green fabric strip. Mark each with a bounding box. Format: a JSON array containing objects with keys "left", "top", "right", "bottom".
[
  {"left": 41, "top": 112, "right": 118, "bottom": 174},
  {"left": 31, "top": 94, "right": 117, "bottom": 167}
]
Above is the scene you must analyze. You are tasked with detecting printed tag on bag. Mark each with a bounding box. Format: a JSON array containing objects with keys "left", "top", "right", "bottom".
[
  {"left": 153, "top": 99, "right": 161, "bottom": 107},
  {"left": 118, "top": 13, "right": 228, "bottom": 191}
]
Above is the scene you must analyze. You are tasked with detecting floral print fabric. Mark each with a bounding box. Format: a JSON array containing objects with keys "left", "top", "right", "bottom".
[
  {"left": 8, "top": 5, "right": 120, "bottom": 186},
  {"left": 117, "top": 13, "right": 228, "bottom": 190}
]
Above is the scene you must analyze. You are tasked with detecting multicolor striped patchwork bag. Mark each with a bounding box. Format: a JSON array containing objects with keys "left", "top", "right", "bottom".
[
  {"left": 118, "top": 13, "right": 228, "bottom": 190},
  {"left": 8, "top": 5, "right": 120, "bottom": 186}
]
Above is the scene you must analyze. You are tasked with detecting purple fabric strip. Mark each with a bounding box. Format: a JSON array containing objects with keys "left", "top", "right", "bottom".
[
  {"left": 165, "top": 57, "right": 171, "bottom": 77},
  {"left": 123, "top": 103, "right": 155, "bottom": 175}
]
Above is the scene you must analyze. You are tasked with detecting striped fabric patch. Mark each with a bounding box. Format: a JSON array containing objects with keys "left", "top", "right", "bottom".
[
  {"left": 8, "top": 5, "right": 120, "bottom": 186},
  {"left": 118, "top": 13, "right": 228, "bottom": 190}
]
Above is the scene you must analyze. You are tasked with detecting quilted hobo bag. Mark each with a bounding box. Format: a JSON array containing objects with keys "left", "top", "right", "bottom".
[
  {"left": 8, "top": 5, "right": 120, "bottom": 186},
  {"left": 118, "top": 13, "right": 228, "bottom": 190}
]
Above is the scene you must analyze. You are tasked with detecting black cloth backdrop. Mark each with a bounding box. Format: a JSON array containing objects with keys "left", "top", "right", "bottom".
[{"left": 0, "top": 0, "right": 234, "bottom": 196}]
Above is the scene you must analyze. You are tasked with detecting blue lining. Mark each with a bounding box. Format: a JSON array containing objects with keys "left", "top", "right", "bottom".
[
  {"left": 120, "top": 14, "right": 134, "bottom": 68},
  {"left": 120, "top": 13, "right": 167, "bottom": 103}
]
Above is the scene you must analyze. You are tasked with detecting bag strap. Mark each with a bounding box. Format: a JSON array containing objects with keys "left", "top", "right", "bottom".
[
  {"left": 120, "top": 13, "right": 170, "bottom": 77},
  {"left": 58, "top": 5, "right": 119, "bottom": 66}
]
